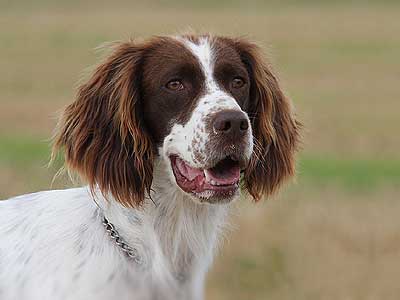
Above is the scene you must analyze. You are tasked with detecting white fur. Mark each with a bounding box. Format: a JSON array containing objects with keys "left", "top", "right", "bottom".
[{"left": 0, "top": 159, "right": 229, "bottom": 300}]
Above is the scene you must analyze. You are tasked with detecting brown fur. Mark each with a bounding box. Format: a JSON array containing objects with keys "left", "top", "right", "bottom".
[
  {"left": 228, "top": 38, "right": 301, "bottom": 201},
  {"left": 52, "top": 41, "right": 154, "bottom": 207}
]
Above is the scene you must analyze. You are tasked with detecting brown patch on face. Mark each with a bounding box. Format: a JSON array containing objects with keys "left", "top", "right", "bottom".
[
  {"left": 212, "top": 38, "right": 251, "bottom": 110},
  {"left": 141, "top": 37, "right": 206, "bottom": 144}
]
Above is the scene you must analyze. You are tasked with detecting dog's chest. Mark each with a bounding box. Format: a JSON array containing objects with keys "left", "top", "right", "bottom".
[{"left": 0, "top": 187, "right": 225, "bottom": 300}]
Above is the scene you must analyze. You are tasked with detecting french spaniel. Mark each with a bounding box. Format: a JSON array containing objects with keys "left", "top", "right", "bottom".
[{"left": 0, "top": 34, "right": 300, "bottom": 300}]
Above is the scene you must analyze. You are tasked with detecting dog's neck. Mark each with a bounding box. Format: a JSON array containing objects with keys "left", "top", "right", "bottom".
[{"left": 97, "top": 158, "right": 231, "bottom": 284}]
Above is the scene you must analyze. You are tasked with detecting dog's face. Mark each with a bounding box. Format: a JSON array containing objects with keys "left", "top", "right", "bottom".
[
  {"left": 141, "top": 37, "right": 253, "bottom": 203},
  {"left": 53, "top": 35, "right": 300, "bottom": 207}
]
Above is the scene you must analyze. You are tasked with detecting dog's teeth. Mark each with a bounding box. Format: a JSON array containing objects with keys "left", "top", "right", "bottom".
[
  {"left": 212, "top": 180, "right": 222, "bottom": 186},
  {"left": 204, "top": 170, "right": 211, "bottom": 182}
]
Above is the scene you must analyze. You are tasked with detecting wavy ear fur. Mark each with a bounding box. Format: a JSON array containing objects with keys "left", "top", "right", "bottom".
[
  {"left": 230, "top": 39, "right": 301, "bottom": 201},
  {"left": 52, "top": 42, "right": 154, "bottom": 207}
]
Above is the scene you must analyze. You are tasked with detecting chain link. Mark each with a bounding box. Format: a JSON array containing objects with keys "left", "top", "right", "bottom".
[{"left": 102, "top": 217, "right": 142, "bottom": 265}]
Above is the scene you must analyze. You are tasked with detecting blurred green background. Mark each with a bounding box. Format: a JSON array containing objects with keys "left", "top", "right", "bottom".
[{"left": 1, "top": 1, "right": 399, "bottom": 299}]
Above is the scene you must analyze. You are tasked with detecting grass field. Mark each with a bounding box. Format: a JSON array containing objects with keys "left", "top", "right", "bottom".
[{"left": 1, "top": 1, "right": 399, "bottom": 299}]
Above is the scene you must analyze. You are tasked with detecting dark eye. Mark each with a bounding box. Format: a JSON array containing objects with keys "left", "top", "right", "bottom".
[
  {"left": 166, "top": 80, "right": 184, "bottom": 91},
  {"left": 231, "top": 77, "right": 246, "bottom": 89}
]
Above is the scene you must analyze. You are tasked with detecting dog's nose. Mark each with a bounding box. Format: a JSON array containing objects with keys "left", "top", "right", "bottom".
[{"left": 213, "top": 110, "right": 249, "bottom": 137}]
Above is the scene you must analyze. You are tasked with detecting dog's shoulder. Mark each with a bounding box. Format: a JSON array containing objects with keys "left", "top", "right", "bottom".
[{"left": 0, "top": 187, "right": 97, "bottom": 236}]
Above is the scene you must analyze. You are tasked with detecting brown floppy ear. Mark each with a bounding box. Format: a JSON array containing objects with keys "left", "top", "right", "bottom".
[
  {"left": 232, "top": 39, "right": 301, "bottom": 201},
  {"left": 52, "top": 42, "right": 154, "bottom": 207}
]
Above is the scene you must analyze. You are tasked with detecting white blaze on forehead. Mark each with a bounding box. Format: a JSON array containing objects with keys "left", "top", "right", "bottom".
[
  {"left": 183, "top": 37, "right": 216, "bottom": 92},
  {"left": 181, "top": 36, "right": 241, "bottom": 110}
]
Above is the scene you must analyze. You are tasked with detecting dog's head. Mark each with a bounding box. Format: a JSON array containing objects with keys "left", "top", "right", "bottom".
[{"left": 53, "top": 34, "right": 300, "bottom": 206}]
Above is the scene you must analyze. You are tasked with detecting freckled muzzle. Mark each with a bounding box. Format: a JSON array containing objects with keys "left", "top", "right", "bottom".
[{"left": 169, "top": 108, "right": 253, "bottom": 202}]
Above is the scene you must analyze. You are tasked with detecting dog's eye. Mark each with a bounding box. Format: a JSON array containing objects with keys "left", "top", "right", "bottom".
[
  {"left": 231, "top": 77, "right": 245, "bottom": 89},
  {"left": 166, "top": 80, "right": 184, "bottom": 91}
]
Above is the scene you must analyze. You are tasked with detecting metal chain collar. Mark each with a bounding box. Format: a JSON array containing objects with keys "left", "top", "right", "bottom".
[
  {"left": 102, "top": 216, "right": 142, "bottom": 265},
  {"left": 103, "top": 216, "right": 190, "bottom": 282}
]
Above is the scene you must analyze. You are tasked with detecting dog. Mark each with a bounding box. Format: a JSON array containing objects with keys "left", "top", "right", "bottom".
[{"left": 0, "top": 34, "right": 300, "bottom": 300}]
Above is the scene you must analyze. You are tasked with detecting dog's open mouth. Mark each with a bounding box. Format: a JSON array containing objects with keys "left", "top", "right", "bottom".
[{"left": 170, "top": 156, "right": 241, "bottom": 198}]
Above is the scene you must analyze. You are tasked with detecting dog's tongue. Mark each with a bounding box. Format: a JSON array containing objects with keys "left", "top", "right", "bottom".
[
  {"left": 175, "top": 157, "right": 204, "bottom": 181},
  {"left": 175, "top": 157, "right": 240, "bottom": 186}
]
